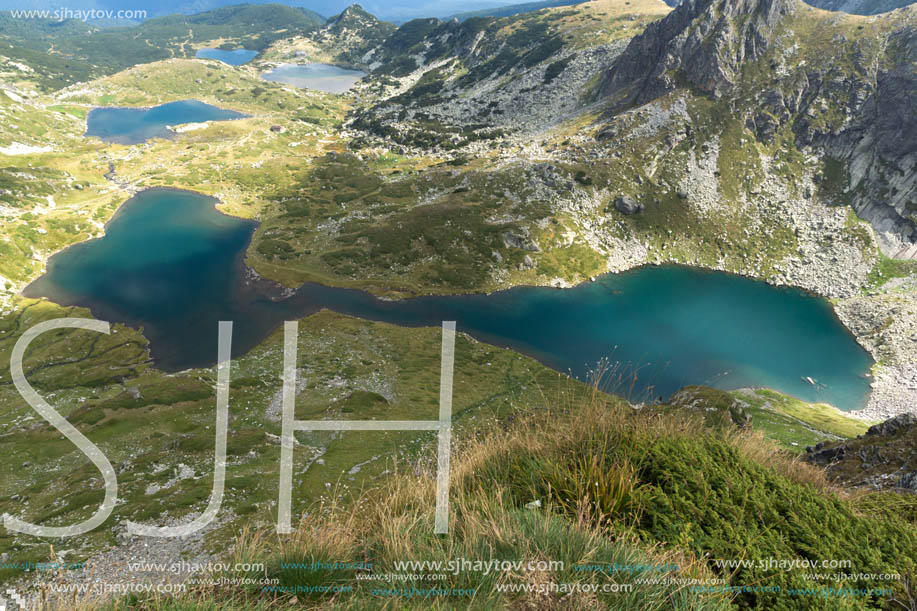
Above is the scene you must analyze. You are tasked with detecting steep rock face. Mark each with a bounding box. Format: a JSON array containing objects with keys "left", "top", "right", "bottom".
[
  {"left": 762, "top": 19, "right": 917, "bottom": 253},
  {"left": 601, "top": 0, "right": 797, "bottom": 106},
  {"left": 600, "top": 0, "right": 917, "bottom": 255},
  {"left": 351, "top": 6, "right": 651, "bottom": 148},
  {"left": 806, "top": 412, "right": 917, "bottom": 490}
]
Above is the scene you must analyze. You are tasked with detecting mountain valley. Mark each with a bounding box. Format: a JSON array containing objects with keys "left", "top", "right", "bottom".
[{"left": 0, "top": 0, "right": 915, "bottom": 608}]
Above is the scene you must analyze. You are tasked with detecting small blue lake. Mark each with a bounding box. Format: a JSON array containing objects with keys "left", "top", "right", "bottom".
[
  {"left": 25, "top": 189, "right": 874, "bottom": 411},
  {"left": 195, "top": 48, "right": 258, "bottom": 65},
  {"left": 260, "top": 63, "right": 366, "bottom": 93},
  {"left": 84, "top": 100, "right": 247, "bottom": 145}
]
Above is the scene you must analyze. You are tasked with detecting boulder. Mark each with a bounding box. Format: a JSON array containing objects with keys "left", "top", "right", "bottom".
[
  {"left": 615, "top": 195, "right": 644, "bottom": 215},
  {"left": 866, "top": 412, "right": 917, "bottom": 437}
]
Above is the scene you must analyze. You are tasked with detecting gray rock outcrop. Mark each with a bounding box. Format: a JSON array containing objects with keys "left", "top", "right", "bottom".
[
  {"left": 600, "top": 0, "right": 917, "bottom": 256},
  {"left": 601, "top": 0, "right": 797, "bottom": 106},
  {"left": 614, "top": 195, "right": 644, "bottom": 214}
]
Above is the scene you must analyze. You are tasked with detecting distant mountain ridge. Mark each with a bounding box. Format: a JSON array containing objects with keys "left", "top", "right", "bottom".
[
  {"left": 802, "top": 0, "right": 916, "bottom": 14},
  {"left": 0, "top": 0, "right": 529, "bottom": 20},
  {"left": 659, "top": 0, "right": 917, "bottom": 15},
  {"left": 450, "top": 0, "right": 583, "bottom": 20},
  {"left": 0, "top": 3, "right": 324, "bottom": 88}
]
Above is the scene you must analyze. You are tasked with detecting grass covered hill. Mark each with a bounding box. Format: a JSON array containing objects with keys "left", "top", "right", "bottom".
[
  {"left": 104, "top": 386, "right": 916, "bottom": 610},
  {"left": 0, "top": 299, "right": 593, "bottom": 586}
]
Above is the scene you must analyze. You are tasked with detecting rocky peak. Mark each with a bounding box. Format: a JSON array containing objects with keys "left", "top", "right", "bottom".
[
  {"left": 315, "top": 4, "right": 396, "bottom": 66},
  {"left": 336, "top": 4, "right": 371, "bottom": 20},
  {"left": 328, "top": 4, "right": 377, "bottom": 29},
  {"left": 602, "top": 0, "right": 797, "bottom": 107}
]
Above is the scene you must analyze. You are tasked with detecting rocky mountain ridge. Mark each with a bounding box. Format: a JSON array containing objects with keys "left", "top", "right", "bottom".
[
  {"left": 312, "top": 4, "right": 397, "bottom": 66},
  {"left": 601, "top": 0, "right": 796, "bottom": 104},
  {"left": 807, "top": 411, "right": 917, "bottom": 490},
  {"left": 662, "top": 0, "right": 917, "bottom": 16},
  {"left": 349, "top": 0, "right": 668, "bottom": 147},
  {"left": 599, "top": 0, "right": 917, "bottom": 254},
  {"left": 345, "top": 0, "right": 916, "bottom": 257}
]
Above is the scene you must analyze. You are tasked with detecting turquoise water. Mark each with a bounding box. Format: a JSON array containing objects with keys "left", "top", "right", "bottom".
[
  {"left": 25, "top": 189, "right": 874, "bottom": 410},
  {"left": 84, "top": 100, "right": 247, "bottom": 145},
  {"left": 260, "top": 63, "right": 366, "bottom": 93},
  {"left": 195, "top": 48, "right": 258, "bottom": 65}
]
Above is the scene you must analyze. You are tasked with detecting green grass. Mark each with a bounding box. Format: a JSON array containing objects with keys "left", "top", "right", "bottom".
[
  {"left": 866, "top": 252, "right": 917, "bottom": 290},
  {"left": 107, "top": 386, "right": 915, "bottom": 610},
  {"left": 46, "top": 104, "right": 88, "bottom": 120},
  {"left": 247, "top": 154, "right": 575, "bottom": 294},
  {"left": 0, "top": 299, "right": 586, "bottom": 583},
  {"left": 668, "top": 386, "right": 870, "bottom": 451},
  {"left": 735, "top": 388, "right": 871, "bottom": 439}
]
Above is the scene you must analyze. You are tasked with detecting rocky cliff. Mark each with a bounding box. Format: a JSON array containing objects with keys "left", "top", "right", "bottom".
[
  {"left": 807, "top": 412, "right": 917, "bottom": 490},
  {"left": 350, "top": 1, "right": 669, "bottom": 149},
  {"left": 600, "top": 0, "right": 917, "bottom": 254},
  {"left": 601, "top": 0, "right": 797, "bottom": 104},
  {"left": 784, "top": 15, "right": 917, "bottom": 255}
]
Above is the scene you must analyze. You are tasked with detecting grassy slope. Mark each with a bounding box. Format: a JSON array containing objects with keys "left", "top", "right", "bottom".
[
  {"left": 0, "top": 300, "right": 883, "bottom": 591},
  {"left": 0, "top": 299, "right": 586, "bottom": 583},
  {"left": 0, "top": 90, "right": 117, "bottom": 293},
  {"left": 247, "top": 152, "right": 567, "bottom": 294},
  {"left": 670, "top": 386, "right": 871, "bottom": 452},
  {"left": 109, "top": 391, "right": 916, "bottom": 610},
  {"left": 0, "top": 58, "right": 349, "bottom": 302}
]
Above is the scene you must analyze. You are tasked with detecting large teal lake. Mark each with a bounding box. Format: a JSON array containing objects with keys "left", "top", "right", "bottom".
[
  {"left": 25, "top": 189, "right": 874, "bottom": 410},
  {"left": 85, "top": 100, "right": 247, "bottom": 145}
]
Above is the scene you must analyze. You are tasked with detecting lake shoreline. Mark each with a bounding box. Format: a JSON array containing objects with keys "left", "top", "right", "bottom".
[
  {"left": 83, "top": 100, "right": 249, "bottom": 145},
  {"left": 14, "top": 184, "right": 914, "bottom": 421},
  {"left": 22, "top": 185, "right": 875, "bottom": 411}
]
